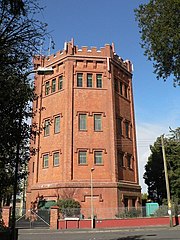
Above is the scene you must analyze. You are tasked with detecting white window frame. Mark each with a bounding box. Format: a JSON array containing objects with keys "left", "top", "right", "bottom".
[
  {"left": 94, "top": 151, "right": 103, "bottom": 165},
  {"left": 54, "top": 116, "right": 60, "bottom": 133},
  {"left": 96, "top": 74, "right": 102, "bottom": 88},
  {"left": 44, "top": 119, "right": 50, "bottom": 136},
  {"left": 58, "top": 75, "right": 63, "bottom": 90},
  {"left": 87, "top": 73, "right": 92, "bottom": 87},
  {"left": 79, "top": 151, "right": 87, "bottom": 164},
  {"left": 51, "top": 78, "right": 56, "bottom": 93},
  {"left": 79, "top": 114, "right": 87, "bottom": 131},
  {"left": 43, "top": 154, "right": 49, "bottom": 168},
  {"left": 77, "top": 73, "right": 83, "bottom": 87},
  {"left": 53, "top": 152, "right": 59, "bottom": 166},
  {"left": 94, "top": 114, "right": 102, "bottom": 131}
]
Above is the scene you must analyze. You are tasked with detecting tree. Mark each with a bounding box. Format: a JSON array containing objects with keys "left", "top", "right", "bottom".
[
  {"left": 144, "top": 128, "right": 180, "bottom": 204},
  {"left": 144, "top": 137, "right": 166, "bottom": 204},
  {"left": 2, "top": 0, "right": 25, "bottom": 15},
  {"left": 57, "top": 198, "right": 81, "bottom": 218},
  {"left": 166, "top": 128, "right": 180, "bottom": 201},
  {"left": 135, "top": 0, "right": 180, "bottom": 86},
  {"left": 0, "top": 0, "right": 47, "bottom": 205}
]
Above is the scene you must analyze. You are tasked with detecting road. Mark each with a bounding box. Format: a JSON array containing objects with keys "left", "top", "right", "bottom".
[{"left": 18, "top": 226, "right": 180, "bottom": 240}]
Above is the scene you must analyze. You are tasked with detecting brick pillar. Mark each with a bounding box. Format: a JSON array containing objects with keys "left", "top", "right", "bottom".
[
  {"left": 50, "top": 206, "right": 59, "bottom": 229},
  {"left": 2, "top": 206, "right": 11, "bottom": 227}
]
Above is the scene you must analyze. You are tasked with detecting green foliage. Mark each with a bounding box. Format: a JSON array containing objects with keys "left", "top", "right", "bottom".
[
  {"left": 142, "top": 193, "right": 148, "bottom": 206},
  {"left": 115, "top": 208, "right": 142, "bottom": 219},
  {"left": 57, "top": 198, "right": 81, "bottom": 218},
  {"left": 144, "top": 128, "right": 180, "bottom": 204},
  {"left": 135, "top": 0, "right": 180, "bottom": 85},
  {"left": 153, "top": 205, "right": 169, "bottom": 217}
]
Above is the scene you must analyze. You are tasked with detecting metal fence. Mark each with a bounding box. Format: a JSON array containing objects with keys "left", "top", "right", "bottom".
[
  {"left": 15, "top": 208, "right": 50, "bottom": 229},
  {"left": 9, "top": 204, "right": 180, "bottom": 222},
  {"left": 58, "top": 205, "right": 180, "bottom": 220}
]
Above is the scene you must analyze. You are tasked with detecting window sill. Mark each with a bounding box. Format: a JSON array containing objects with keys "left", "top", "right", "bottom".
[{"left": 54, "top": 131, "right": 60, "bottom": 134}]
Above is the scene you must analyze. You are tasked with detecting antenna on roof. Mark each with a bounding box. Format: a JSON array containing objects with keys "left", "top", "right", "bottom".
[{"left": 48, "top": 37, "right": 55, "bottom": 56}]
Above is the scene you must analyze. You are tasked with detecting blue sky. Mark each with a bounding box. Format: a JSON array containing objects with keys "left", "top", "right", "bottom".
[{"left": 39, "top": 0, "right": 180, "bottom": 193}]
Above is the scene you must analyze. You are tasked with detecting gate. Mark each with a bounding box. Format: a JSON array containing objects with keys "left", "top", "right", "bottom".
[{"left": 16, "top": 209, "right": 50, "bottom": 229}]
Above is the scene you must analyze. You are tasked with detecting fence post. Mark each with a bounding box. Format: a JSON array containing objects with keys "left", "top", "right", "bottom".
[
  {"left": 50, "top": 206, "right": 59, "bottom": 229},
  {"left": 2, "top": 206, "right": 12, "bottom": 227}
]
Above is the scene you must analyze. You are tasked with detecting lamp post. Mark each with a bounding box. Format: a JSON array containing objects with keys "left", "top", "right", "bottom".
[
  {"left": 90, "top": 167, "right": 95, "bottom": 229},
  {"left": 11, "top": 67, "right": 54, "bottom": 240}
]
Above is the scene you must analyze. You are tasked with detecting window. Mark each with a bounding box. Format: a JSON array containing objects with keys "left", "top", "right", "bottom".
[
  {"left": 58, "top": 76, "right": 63, "bottom": 90},
  {"left": 79, "top": 151, "right": 87, "bottom": 164},
  {"left": 120, "top": 82, "right": 123, "bottom": 95},
  {"left": 51, "top": 79, "right": 56, "bottom": 93},
  {"left": 117, "top": 118, "right": 122, "bottom": 136},
  {"left": 44, "top": 119, "right": 50, "bottom": 136},
  {"left": 94, "top": 114, "right": 102, "bottom": 131},
  {"left": 53, "top": 152, "right": 59, "bottom": 166},
  {"left": 127, "top": 155, "right": 132, "bottom": 168},
  {"left": 124, "top": 85, "right": 128, "bottom": 98},
  {"left": 125, "top": 121, "right": 129, "bottom": 138},
  {"left": 43, "top": 154, "right": 49, "bottom": 168},
  {"left": 45, "top": 81, "right": 50, "bottom": 95},
  {"left": 32, "top": 162, "right": 35, "bottom": 173},
  {"left": 77, "top": 73, "right": 83, "bottom": 87},
  {"left": 87, "top": 74, "right": 92, "bottom": 87},
  {"left": 79, "top": 114, "right": 87, "bottom": 130},
  {"left": 118, "top": 152, "right": 124, "bottom": 167},
  {"left": 94, "top": 151, "right": 103, "bottom": 164},
  {"left": 54, "top": 116, "right": 60, "bottom": 133},
  {"left": 96, "top": 74, "right": 102, "bottom": 88},
  {"left": 115, "top": 79, "right": 119, "bottom": 92}
]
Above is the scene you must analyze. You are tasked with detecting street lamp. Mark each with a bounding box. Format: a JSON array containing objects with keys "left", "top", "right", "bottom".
[
  {"left": 11, "top": 67, "right": 54, "bottom": 240},
  {"left": 90, "top": 167, "right": 95, "bottom": 229},
  {"left": 33, "top": 67, "right": 54, "bottom": 75}
]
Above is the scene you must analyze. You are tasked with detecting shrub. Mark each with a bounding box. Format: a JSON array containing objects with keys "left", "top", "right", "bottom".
[
  {"left": 57, "top": 198, "right": 81, "bottom": 218},
  {"left": 116, "top": 208, "right": 142, "bottom": 219}
]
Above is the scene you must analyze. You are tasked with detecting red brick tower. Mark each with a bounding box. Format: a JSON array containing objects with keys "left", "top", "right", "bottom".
[{"left": 26, "top": 40, "right": 141, "bottom": 218}]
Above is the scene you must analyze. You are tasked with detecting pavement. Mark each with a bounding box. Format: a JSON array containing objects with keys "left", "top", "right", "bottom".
[
  {"left": 18, "top": 225, "right": 180, "bottom": 240},
  {"left": 18, "top": 224, "right": 180, "bottom": 233}
]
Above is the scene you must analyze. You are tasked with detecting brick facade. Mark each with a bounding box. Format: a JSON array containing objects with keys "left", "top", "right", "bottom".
[{"left": 26, "top": 40, "right": 141, "bottom": 219}]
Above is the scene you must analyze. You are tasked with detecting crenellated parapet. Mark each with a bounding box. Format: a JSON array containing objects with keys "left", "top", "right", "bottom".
[{"left": 33, "top": 39, "right": 133, "bottom": 73}]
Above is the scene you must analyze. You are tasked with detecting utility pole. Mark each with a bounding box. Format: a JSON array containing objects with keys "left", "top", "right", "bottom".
[{"left": 161, "top": 135, "right": 173, "bottom": 227}]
